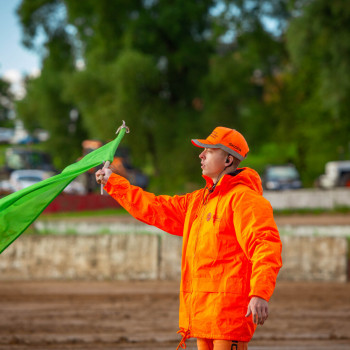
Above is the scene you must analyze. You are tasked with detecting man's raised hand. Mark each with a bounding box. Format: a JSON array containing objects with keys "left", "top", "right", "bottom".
[{"left": 95, "top": 168, "right": 112, "bottom": 186}]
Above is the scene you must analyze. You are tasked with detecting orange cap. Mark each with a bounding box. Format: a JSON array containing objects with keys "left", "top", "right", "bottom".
[{"left": 191, "top": 126, "right": 249, "bottom": 161}]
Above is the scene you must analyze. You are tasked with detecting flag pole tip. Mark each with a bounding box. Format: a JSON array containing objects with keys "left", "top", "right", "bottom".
[{"left": 116, "top": 120, "right": 130, "bottom": 134}]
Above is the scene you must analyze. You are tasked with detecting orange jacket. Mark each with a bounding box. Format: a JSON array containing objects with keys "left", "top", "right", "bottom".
[{"left": 104, "top": 167, "right": 282, "bottom": 342}]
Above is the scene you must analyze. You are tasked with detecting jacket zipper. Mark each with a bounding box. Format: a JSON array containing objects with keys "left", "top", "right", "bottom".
[{"left": 188, "top": 186, "right": 212, "bottom": 333}]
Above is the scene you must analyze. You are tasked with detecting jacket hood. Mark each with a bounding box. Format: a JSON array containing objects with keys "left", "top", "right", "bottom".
[{"left": 203, "top": 167, "right": 263, "bottom": 195}]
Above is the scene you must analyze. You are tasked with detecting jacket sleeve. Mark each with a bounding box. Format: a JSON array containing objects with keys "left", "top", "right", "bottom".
[
  {"left": 104, "top": 173, "right": 188, "bottom": 236},
  {"left": 233, "top": 189, "right": 282, "bottom": 301}
]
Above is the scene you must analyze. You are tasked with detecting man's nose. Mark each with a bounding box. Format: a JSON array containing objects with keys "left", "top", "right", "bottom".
[{"left": 199, "top": 151, "right": 205, "bottom": 159}]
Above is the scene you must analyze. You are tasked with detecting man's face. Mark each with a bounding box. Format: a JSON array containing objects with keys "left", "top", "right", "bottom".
[{"left": 199, "top": 148, "right": 227, "bottom": 180}]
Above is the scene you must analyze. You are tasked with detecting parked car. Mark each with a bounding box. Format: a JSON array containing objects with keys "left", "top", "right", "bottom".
[
  {"left": 0, "top": 128, "right": 14, "bottom": 144},
  {"left": 262, "top": 164, "right": 302, "bottom": 190},
  {"left": 0, "top": 169, "right": 86, "bottom": 195},
  {"left": 316, "top": 160, "right": 350, "bottom": 189},
  {"left": 0, "top": 178, "right": 14, "bottom": 195},
  {"left": 80, "top": 140, "right": 149, "bottom": 192},
  {"left": 63, "top": 177, "right": 87, "bottom": 195},
  {"left": 9, "top": 169, "right": 54, "bottom": 192}
]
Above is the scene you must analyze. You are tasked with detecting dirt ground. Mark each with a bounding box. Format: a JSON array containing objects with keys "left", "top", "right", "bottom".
[
  {"left": 274, "top": 213, "right": 350, "bottom": 226},
  {"left": 0, "top": 280, "right": 349, "bottom": 350},
  {"left": 3, "top": 212, "right": 349, "bottom": 349},
  {"left": 43, "top": 212, "right": 350, "bottom": 227}
]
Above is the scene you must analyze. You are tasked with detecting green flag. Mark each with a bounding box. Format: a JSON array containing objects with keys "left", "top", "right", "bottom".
[{"left": 0, "top": 126, "right": 128, "bottom": 254}]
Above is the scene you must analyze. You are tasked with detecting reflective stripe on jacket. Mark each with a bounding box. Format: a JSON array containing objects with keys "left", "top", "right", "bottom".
[{"left": 104, "top": 167, "right": 282, "bottom": 342}]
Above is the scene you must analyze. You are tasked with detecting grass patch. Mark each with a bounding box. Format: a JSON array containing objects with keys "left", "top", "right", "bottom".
[
  {"left": 274, "top": 206, "right": 350, "bottom": 216},
  {"left": 0, "top": 144, "right": 7, "bottom": 165},
  {"left": 24, "top": 225, "right": 53, "bottom": 235}
]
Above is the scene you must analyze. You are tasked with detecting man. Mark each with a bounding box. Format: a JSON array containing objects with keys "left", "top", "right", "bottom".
[{"left": 96, "top": 126, "right": 282, "bottom": 350}]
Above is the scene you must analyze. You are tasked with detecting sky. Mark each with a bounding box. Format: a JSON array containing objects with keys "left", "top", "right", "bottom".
[{"left": 0, "top": 0, "right": 41, "bottom": 95}]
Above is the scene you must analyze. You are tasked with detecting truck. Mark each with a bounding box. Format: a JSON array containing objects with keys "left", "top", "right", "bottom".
[
  {"left": 317, "top": 161, "right": 350, "bottom": 189},
  {"left": 80, "top": 140, "right": 149, "bottom": 193},
  {"left": 0, "top": 148, "right": 57, "bottom": 196}
]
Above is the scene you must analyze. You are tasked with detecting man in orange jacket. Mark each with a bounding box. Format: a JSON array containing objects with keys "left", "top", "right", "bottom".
[{"left": 96, "top": 126, "right": 282, "bottom": 350}]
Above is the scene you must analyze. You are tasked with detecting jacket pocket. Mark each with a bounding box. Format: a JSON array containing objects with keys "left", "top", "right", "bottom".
[{"left": 192, "top": 276, "right": 244, "bottom": 294}]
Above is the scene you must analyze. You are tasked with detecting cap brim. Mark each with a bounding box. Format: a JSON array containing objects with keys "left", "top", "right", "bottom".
[
  {"left": 191, "top": 139, "right": 245, "bottom": 161},
  {"left": 191, "top": 139, "right": 215, "bottom": 148}
]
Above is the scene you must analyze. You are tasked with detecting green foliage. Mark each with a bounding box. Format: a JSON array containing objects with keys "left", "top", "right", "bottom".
[
  {"left": 0, "top": 78, "right": 14, "bottom": 126},
  {"left": 16, "top": 29, "right": 88, "bottom": 169},
  {"left": 274, "top": 206, "right": 350, "bottom": 216},
  {"left": 281, "top": 0, "right": 350, "bottom": 184},
  {"left": 13, "top": 0, "right": 350, "bottom": 191}
]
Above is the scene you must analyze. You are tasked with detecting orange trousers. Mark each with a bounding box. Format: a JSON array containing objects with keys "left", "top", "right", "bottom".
[{"left": 197, "top": 338, "right": 248, "bottom": 350}]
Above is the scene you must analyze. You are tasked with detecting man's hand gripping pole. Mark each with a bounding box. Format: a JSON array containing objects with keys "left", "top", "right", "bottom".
[
  {"left": 100, "top": 120, "right": 130, "bottom": 195},
  {"left": 100, "top": 161, "right": 110, "bottom": 195}
]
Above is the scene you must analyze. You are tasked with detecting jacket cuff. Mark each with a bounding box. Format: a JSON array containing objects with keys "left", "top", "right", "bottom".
[
  {"left": 249, "top": 284, "right": 274, "bottom": 302},
  {"left": 104, "top": 173, "right": 129, "bottom": 195},
  {"left": 248, "top": 294, "right": 268, "bottom": 302}
]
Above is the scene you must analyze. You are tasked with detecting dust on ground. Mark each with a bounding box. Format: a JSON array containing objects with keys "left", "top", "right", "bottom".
[{"left": 0, "top": 280, "right": 349, "bottom": 350}]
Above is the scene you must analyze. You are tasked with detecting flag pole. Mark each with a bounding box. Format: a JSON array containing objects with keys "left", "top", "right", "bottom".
[
  {"left": 100, "top": 161, "right": 110, "bottom": 195},
  {"left": 101, "top": 120, "right": 130, "bottom": 195}
]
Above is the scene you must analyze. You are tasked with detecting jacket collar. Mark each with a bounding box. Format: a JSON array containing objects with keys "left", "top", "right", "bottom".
[
  {"left": 202, "top": 169, "right": 245, "bottom": 192},
  {"left": 202, "top": 167, "right": 263, "bottom": 195}
]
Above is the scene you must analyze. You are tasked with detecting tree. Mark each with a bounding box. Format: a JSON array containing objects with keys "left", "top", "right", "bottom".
[
  {"left": 16, "top": 0, "right": 216, "bottom": 190},
  {"left": 281, "top": 0, "right": 350, "bottom": 183},
  {"left": 16, "top": 29, "right": 88, "bottom": 169},
  {"left": 200, "top": 0, "right": 290, "bottom": 175},
  {"left": 65, "top": 0, "right": 216, "bottom": 189},
  {"left": 0, "top": 78, "right": 14, "bottom": 127},
  {"left": 20, "top": 0, "right": 347, "bottom": 190}
]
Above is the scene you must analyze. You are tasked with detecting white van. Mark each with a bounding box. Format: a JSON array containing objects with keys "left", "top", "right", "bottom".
[{"left": 318, "top": 161, "right": 350, "bottom": 189}]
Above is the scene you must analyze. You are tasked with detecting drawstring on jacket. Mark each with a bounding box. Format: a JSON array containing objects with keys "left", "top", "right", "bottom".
[
  {"left": 176, "top": 329, "right": 191, "bottom": 350},
  {"left": 213, "top": 188, "right": 223, "bottom": 224}
]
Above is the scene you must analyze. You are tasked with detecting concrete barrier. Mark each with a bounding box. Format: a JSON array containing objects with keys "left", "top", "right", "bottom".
[
  {"left": 279, "top": 236, "right": 348, "bottom": 282},
  {"left": 264, "top": 188, "right": 350, "bottom": 210},
  {"left": 159, "top": 235, "right": 349, "bottom": 282},
  {"left": 0, "top": 234, "right": 348, "bottom": 282},
  {"left": 0, "top": 234, "right": 159, "bottom": 281}
]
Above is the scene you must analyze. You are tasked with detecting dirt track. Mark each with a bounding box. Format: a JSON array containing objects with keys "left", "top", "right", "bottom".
[
  {"left": 4, "top": 212, "right": 350, "bottom": 349},
  {"left": 44, "top": 212, "right": 350, "bottom": 226},
  {"left": 0, "top": 280, "right": 349, "bottom": 350},
  {"left": 274, "top": 213, "right": 350, "bottom": 226}
]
